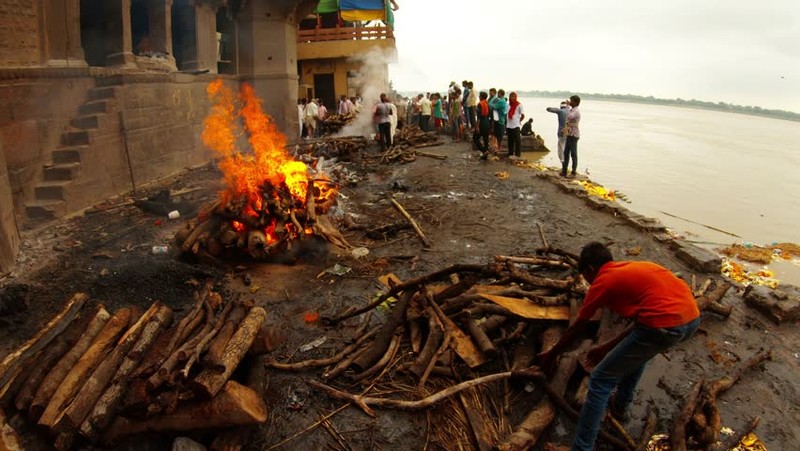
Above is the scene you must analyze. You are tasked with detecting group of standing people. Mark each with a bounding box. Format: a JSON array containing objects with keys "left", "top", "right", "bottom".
[{"left": 297, "top": 97, "right": 330, "bottom": 139}]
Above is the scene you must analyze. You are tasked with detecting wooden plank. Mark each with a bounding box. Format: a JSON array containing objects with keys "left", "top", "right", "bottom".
[
  {"left": 440, "top": 315, "right": 486, "bottom": 368},
  {"left": 479, "top": 293, "right": 570, "bottom": 320}
]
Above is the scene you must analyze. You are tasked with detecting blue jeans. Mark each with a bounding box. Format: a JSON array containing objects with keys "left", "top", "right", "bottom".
[
  {"left": 572, "top": 317, "right": 700, "bottom": 451},
  {"left": 562, "top": 136, "right": 579, "bottom": 175}
]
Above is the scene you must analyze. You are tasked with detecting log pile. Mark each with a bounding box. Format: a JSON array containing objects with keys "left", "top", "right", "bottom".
[
  {"left": 293, "top": 136, "right": 368, "bottom": 162},
  {"left": 0, "top": 285, "right": 269, "bottom": 449},
  {"left": 319, "top": 113, "right": 356, "bottom": 135},
  {"left": 173, "top": 178, "right": 350, "bottom": 261},
  {"left": 266, "top": 248, "right": 750, "bottom": 450},
  {"left": 381, "top": 125, "right": 446, "bottom": 164}
]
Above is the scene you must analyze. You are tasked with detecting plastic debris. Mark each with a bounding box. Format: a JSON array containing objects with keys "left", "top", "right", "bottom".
[
  {"left": 168, "top": 210, "right": 181, "bottom": 220},
  {"left": 304, "top": 312, "right": 320, "bottom": 323},
  {"left": 152, "top": 245, "right": 169, "bottom": 254},
  {"left": 494, "top": 171, "right": 510, "bottom": 180},
  {"left": 299, "top": 336, "right": 327, "bottom": 352},
  {"left": 324, "top": 263, "right": 351, "bottom": 277}
]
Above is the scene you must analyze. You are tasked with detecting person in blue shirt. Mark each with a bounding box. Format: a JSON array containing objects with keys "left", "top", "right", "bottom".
[{"left": 546, "top": 100, "right": 570, "bottom": 163}]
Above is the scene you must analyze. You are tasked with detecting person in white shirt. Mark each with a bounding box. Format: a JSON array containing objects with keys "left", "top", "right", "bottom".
[
  {"left": 505, "top": 92, "right": 525, "bottom": 157},
  {"left": 304, "top": 98, "right": 319, "bottom": 138}
]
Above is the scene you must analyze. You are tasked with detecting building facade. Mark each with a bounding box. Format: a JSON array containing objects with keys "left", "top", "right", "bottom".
[{"left": 0, "top": 0, "right": 328, "bottom": 273}]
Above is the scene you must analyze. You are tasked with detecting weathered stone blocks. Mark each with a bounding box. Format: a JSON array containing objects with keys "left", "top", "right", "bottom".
[{"left": 743, "top": 284, "right": 800, "bottom": 324}]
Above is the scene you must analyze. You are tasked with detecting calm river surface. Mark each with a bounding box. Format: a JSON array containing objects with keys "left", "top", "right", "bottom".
[{"left": 520, "top": 97, "right": 800, "bottom": 285}]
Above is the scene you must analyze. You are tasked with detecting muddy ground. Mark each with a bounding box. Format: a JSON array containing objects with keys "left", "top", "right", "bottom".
[{"left": 1, "top": 138, "right": 799, "bottom": 450}]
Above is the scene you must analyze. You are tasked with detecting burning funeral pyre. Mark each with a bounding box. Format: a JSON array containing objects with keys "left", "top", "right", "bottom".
[{"left": 174, "top": 80, "right": 350, "bottom": 261}]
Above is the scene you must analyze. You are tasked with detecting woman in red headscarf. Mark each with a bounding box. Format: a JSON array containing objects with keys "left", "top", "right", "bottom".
[{"left": 506, "top": 92, "right": 525, "bottom": 158}]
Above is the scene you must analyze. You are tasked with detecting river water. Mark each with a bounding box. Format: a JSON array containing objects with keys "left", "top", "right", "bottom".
[{"left": 519, "top": 97, "right": 800, "bottom": 285}]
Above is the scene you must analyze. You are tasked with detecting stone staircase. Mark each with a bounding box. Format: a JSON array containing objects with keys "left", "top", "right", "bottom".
[{"left": 25, "top": 86, "right": 118, "bottom": 221}]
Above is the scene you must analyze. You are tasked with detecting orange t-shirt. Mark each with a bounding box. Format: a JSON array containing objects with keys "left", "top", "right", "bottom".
[{"left": 577, "top": 261, "right": 700, "bottom": 328}]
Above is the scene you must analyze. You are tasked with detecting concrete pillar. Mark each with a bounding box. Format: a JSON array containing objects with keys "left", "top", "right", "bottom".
[
  {"left": 106, "top": 0, "right": 136, "bottom": 67},
  {"left": 0, "top": 144, "right": 20, "bottom": 275},
  {"left": 147, "top": 0, "right": 177, "bottom": 67},
  {"left": 237, "top": 0, "right": 300, "bottom": 140},
  {"left": 43, "top": 0, "right": 87, "bottom": 66},
  {"left": 173, "top": 1, "right": 217, "bottom": 72}
]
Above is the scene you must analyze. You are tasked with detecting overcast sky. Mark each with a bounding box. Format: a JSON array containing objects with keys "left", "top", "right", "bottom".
[{"left": 388, "top": 0, "right": 800, "bottom": 112}]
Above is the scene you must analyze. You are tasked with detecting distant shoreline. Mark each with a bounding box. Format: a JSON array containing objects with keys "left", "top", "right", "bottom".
[{"left": 518, "top": 91, "right": 800, "bottom": 123}]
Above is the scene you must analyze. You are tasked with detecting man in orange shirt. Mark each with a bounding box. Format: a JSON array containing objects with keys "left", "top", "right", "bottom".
[{"left": 538, "top": 242, "right": 700, "bottom": 451}]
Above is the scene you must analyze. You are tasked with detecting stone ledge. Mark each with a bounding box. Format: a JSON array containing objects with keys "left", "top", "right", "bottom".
[
  {"left": 743, "top": 284, "right": 800, "bottom": 324},
  {"left": 673, "top": 241, "right": 721, "bottom": 273}
]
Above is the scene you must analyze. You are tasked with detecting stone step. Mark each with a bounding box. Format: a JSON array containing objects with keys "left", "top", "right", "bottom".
[
  {"left": 44, "top": 162, "right": 81, "bottom": 182},
  {"left": 61, "top": 130, "right": 89, "bottom": 146},
  {"left": 25, "top": 200, "right": 67, "bottom": 220},
  {"left": 52, "top": 146, "right": 86, "bottom": 164},
  {"left": 35, "top": 181, "right": 71, "bottom": 201},
  {"left": 70, "top": 115, "right": 99, "bottom": 130},
  {"left": 79, "top": 100, "right": 108, "bottom": 115},
  {"left": 88, "top": 86, "right": 117, "bottom": 101},
  {"left": 95, "top": 75, "right": 124, "bottom": 87}
]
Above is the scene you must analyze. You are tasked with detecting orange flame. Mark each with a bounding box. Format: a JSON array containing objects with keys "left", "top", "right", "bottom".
[
  {"left": 201, "top": 79, "right": 311, "bottom": 207},
  {"left": 201, "top": 79, "right": 338, "bottom": 245}
]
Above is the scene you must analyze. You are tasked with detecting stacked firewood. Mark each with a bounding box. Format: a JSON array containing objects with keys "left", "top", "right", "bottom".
[
  {"left": 173, "top": 181, "right": 350, "bottom": 261},
  {"left": 381, "top": 125, "right": 445, "bottom": 164},
  {"left": 0, "top": 283, "right": 269, "bottom": 449},
  {"left": 266, "top": 247, "right": 760, "bottom": 450},
  {"left": 319, "top": 113, "right": 356, "bottom": 135},
  {"left": 293, "top": 136, "right": 368, "bottom": 161}
]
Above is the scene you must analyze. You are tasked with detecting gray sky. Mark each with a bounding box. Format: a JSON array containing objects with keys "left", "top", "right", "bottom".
[{"left": 388, "top": 0, "right": 800, "bottom": 112}]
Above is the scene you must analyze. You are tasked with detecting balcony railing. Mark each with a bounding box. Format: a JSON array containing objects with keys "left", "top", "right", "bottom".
[{"left": 297, "top": 26, "right": 394, "bottom": 43}]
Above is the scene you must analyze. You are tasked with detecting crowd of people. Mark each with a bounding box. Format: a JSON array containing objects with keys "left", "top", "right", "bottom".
[{"left": 297, "top": 81, "right": 582, "bottom": 175}]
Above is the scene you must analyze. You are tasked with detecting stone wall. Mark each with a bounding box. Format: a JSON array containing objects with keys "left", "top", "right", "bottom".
[
  {"left": 1, "top": 72, "right": 237, "bottom": 226},
  {"left": 0, "top": 76, "right": 95, "bottom": 214},
  {"left": 0, "top": 0, "right": 40, "bottom": 67},
  {"left": 0, "top": 143, "right": 20, "bottom": 273}
]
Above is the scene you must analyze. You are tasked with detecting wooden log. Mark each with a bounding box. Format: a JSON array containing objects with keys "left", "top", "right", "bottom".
[
  {"left": 148, "top": 321, "right": 214, "bottom": 391},
  {"left": 0, "top": 293, "right": 89, "bottom": 395},
  {"left": 350, "top": 333, "right": 401, "bottom": 383},
  {"left": 494, "top": 255, "right": 571, "bottom": 269},
  {"left": 408, "top": 313, "right": 443, "bottom": 378},
  {"left": 695, "top": 349, "right": 771, "bottom": 446},
  {"left": 479, "top": 315, "right": 508, "bottom": 334},
  {"left": 14, "top": 311, "right": 90, "bottom": 412},
  {"left": 669, "top": 379, "right": 704, "bottom": 451},
  {"left": 695, "top": 281, "right": 733, "bottom": 317},
  {"left": 497, "top": 329, "right": 577, "bottom": 451},
  {"left": 59, "top": 304, "right": 161, "bottom": 431},
  {"left": 417, "top": 302, "right": 452, "bottom": 389},
  {"left": 309, "top": 369, "right": 540, "bottom": 418},
  {"left": 324, "top": 263, "right": 490, "bottom": 325},
  {"left": 181, "top": 300, "right": 235, "bottom": 378},
  {"left": 464, "top": 318, "right": 497, "bottom": 357},
  {"left": 38, "top": 308, "right": 132, "bottom": 429},
  {"left": 191, "top": 307, "right": 268, "bottom": 398},
  {"left": 103, "top": 381, "right": 267, "bottom": 444},
  {"left": 205, "top": 301, "right": 250, "bottom": 370},
  {"left": 81, "top": 305, "right": 172, "bottom": 439},
  {"left": 0, "top": 408, "right": 22, "bottom": 451},
  {"left": 266, "top": 327, "right": 378, "bottom": 372},
  {"left": 351, "top": 291, "right": 413, "bottom": 372},
  {"left": 511, "top": 327, "right": 540, "bottom": 371},
  {"left": 134, "top": 287, "right": 208, "bottom": 378},
  {"left": 389, "top": 196, "right": 432, "bottom": 248},
  {"left": 506, "top": 262, "right": 581, "bottom": 292},
  {"left": 30, "top": 306, "right": 111, "bottom": 420},
  {"left": 636, "top": 405, "right": 658, "bottom": 451}
]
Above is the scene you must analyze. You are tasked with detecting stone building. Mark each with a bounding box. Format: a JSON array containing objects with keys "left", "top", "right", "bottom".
[{"left": 0, "top": 0, "right": 397, "bottom": 273}]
